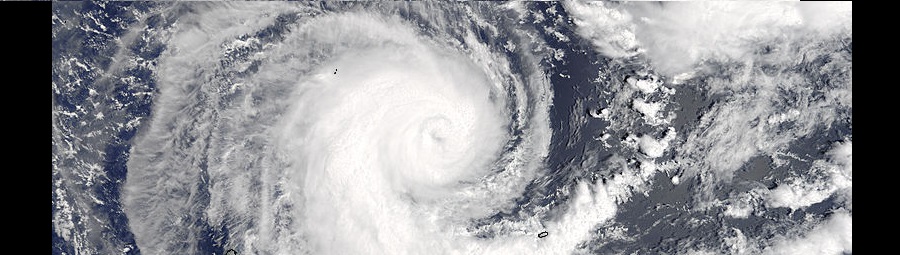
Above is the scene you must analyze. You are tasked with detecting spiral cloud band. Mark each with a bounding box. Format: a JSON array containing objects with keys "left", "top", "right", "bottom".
[{"left": 120, "top": 3, "right": 618, "bottom": 255}]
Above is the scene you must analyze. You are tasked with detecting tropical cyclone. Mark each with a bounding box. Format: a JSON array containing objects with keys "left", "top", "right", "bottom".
[{"left": 121, "top": 3, "right": 616, "bottom": 255}]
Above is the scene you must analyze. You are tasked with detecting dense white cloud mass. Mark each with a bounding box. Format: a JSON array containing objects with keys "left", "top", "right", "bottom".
[{"left": 563, "top": 2, "right": 640, "bottom": 59}]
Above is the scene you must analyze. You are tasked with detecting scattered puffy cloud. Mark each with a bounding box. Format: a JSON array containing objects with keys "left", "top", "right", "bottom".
[
  {"left": 565, "top": 2, "right": 851, "bottom": 75},
  {"left": 763, "top": 210, "right": 852, "bottom": 255},
  {"left": 766, "top": 140, "right": 852, "bottom": 210}
]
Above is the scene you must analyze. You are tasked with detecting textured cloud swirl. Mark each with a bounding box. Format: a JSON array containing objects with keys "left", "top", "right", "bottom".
[{"left": 54, "top": 2, "right": 850, "bottom": 255}]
